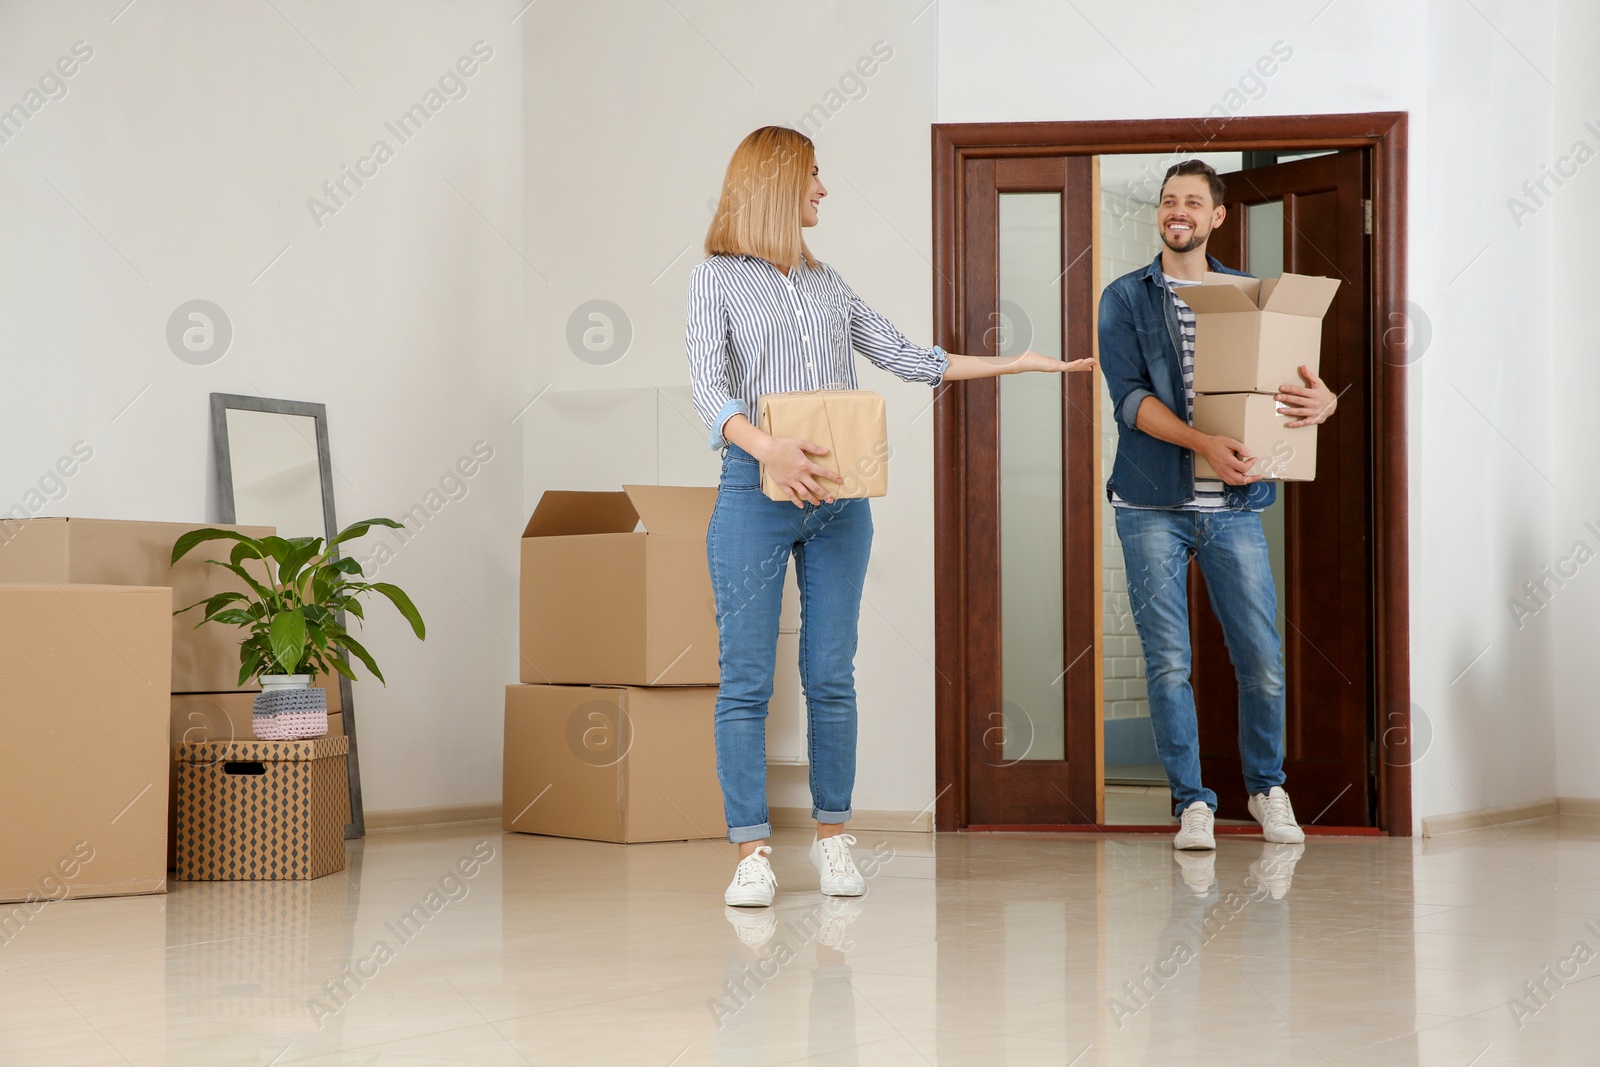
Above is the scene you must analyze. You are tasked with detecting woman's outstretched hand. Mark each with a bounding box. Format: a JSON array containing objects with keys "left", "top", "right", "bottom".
[{"left": 1012, "top": 350, "right": 1097, "bottom": 373}]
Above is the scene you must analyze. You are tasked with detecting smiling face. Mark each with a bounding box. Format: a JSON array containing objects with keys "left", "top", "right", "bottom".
[
  {"left": 1156, "top": 174, "right": 1225, "bottom": 254},
  {"left": 800, "top": 164, "right": 827, "bottom": 227}
]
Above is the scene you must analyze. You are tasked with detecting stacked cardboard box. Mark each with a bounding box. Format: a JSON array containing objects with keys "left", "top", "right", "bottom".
[
  {"left": 505, "top": 485, "right": 727, "bottom": 843},
  {"left": 0, "top": 584, "right": 170, "bottom": 903},
  {"left": 0, "top": 518, "right": 346, "bottom": 869},
  {"left": 1177, "top": 272, "right": 1340, "bottom": 481}
]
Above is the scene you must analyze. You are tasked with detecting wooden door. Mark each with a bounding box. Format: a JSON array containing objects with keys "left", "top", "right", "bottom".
[
  {"left": 1193, "top": 151, "right": 1373, "bottom": 825},
  {"left": 953, "top": 155, "right": 1101, "bottom": 827}
]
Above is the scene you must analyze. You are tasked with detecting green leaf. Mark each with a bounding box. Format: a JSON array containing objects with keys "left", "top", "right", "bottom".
[
  {"left": 268, "top": 611, "right": 308, "bottom": 674},
  {"left": 209, "top": 609, "right": 256, "bottom": 627},
  {"left": 237, "top": 648, "right": 264, "bottom": 689},
  {"left": 329, "top": 655, "right": 358, "bottom": 681},
  {"left": 172, "top": 528, "right": 262, "bottom": 566},
  {"left": 334, "top": 632, "right": 384, "bottom": 684},
  {"left": 327, "top": 518, "right": 404, "bottom": 552},
  {"left": 278, "top": 540, "right": 324, "bottom": 587},
  {"left": 256, "top": 536, "right": 298, "bottom": 565},
  {"left": 203, "top": 559, "right": 277, "bottom": 606},
  {"left": 368, "top": 583, "right": 426, "bottom": 639}
]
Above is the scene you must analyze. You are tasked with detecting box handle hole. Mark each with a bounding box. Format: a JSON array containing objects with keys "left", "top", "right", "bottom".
[{"left": 223, "top": 761, "right": 266, "bottom": 775}]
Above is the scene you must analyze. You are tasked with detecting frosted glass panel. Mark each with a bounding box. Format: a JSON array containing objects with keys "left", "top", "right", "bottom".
[
  {"left": 998, "top": 192, "right": 1064, "bottom": 762},
  {"left": 1247, "top": 201, "right": 1285, "bottom": 280}
]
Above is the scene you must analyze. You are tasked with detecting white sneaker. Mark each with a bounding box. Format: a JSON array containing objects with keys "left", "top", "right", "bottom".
[
  {"left": 1173, "top": 801, "right": 1216, "bottom": 851},
  {"left": 1248, "top": 786, "right": 1306, "bottom": 844},
  {"left": 810, "top": 834, "right": 866, "bottom": 896},
  {"left": 724, "top": 846, "right": 777, "bottom": 907}
]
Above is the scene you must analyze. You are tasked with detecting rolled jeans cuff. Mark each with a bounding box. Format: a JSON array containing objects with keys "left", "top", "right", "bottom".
[
  {"left": 812, "top": 807, "right": 852, "bottom": 825},
  {"left": 728, "top": 821, "right": 772, "bottom": 845}
]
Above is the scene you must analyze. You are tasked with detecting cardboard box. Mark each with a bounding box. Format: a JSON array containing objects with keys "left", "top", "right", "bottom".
[
  {"left": 0, "top": 517, "right": 276, "bottom": 692},
  {"left": 520, "top": 485, "right": 719, "bottom": 686},
  {"left": 1192, "top": 393, "right": 1318, "bottom": 481},
  {"left": 174, "top": 736, "right": 350, "bottom": 881},
  {"left": 1177, "top": 272, "right": 1341, "bottom": 395},
  {"left": 0, "top": 584, "right": 170, "bottom": 904},
  {"left": 167, "top": 693, "right": 343, "bottom": 870},
  {"left": 503, "top": 684, "right": 726, "bottom": 843},
  {"left": 756, "top": 389, "right": 889, "bottom": 500}
]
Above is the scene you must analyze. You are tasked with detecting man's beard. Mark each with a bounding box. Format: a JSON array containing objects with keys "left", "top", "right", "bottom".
[{"left": 1161, "top": 225, "right": 1208, "bottom": 253}]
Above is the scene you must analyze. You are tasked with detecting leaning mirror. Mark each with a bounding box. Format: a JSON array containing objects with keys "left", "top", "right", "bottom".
[{"left": 211, "top": 393, "right": 365, "bottom": 838}]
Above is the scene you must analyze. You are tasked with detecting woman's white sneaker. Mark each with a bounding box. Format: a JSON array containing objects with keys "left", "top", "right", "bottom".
[
  {"left": 810, "top": 834, "right": 866, "bottom": 896},
  {"left": 1248, "top": 786, "right": 1306, "bottom": 844},
  {"left": 1173, "top": 801, "right": 1216, "bottom": 850},
  {"left": 725, "top": 845, "right": 777, "bottom": 907}
]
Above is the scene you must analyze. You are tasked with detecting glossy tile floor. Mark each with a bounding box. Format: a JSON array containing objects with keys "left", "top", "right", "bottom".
[{"left": 6, "top": 818, "right": 1600, "bottom": 1065}]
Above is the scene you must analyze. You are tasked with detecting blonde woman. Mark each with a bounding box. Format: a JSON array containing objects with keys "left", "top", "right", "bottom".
[{"left": 687, "top": 126, "right": 1095, "bottom": 907}]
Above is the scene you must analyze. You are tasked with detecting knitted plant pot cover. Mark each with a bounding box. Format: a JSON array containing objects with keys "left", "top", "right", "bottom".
[{"left": 252, "top": 686, "right": 329, "bottom": 741}]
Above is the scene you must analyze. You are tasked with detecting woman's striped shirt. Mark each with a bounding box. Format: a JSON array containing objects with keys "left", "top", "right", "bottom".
[{"left": 685, "top": 254, "right": 948, "bottom": 449}]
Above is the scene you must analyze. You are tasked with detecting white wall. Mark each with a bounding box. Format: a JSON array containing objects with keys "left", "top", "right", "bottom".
[
  {"left": 524, "top": 1, "right": 940, "bottom": 816},
  {"left": 0, "top": 2, "right": 526, "bottom": 815},
  {"left": 938, "top": 0, "right": 1559, "bottom": 831},
  {"left": 1551, "top": 0, "right": 1600, "bottom": 800}
]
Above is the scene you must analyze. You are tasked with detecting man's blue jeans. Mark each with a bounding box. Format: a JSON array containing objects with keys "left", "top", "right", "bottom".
[
  {"left": 1113, "top": 507, "right": 1287, "bottom": 815},
  {"left": 706, "top": 444, "right": 873, "bottom": 843}
]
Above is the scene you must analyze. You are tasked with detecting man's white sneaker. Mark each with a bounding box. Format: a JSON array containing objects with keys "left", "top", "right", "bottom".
[
  {"left": 1248, "top": 786, "right": 1306, "bottom": 844},
  {"left": 1173, "top": 801, "right": 1216, "bottom": 851},
  {"left": 725, "top": 846, "right": 777, "bottom": 907},
  {"left": 810, "top": 834, "right": 866, "bottom": 896}
]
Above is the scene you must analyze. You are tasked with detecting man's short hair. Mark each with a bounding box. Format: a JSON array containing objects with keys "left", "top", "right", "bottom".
[{"left": 1160, "top": 160, "right": 1227, "bottom": 206}]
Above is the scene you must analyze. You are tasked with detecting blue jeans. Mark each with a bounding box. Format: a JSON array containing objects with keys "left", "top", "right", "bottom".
[
  {"left": 1113, "top": 507, "right": 1286, "bottom": 815},
  {"left": 706, "top": 444, "right": 873, "bottom": 844}
]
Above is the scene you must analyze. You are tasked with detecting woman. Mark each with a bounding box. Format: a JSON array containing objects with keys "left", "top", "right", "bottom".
[{"left": 686, "top": 126, "right": 1095, "bottom": 907}]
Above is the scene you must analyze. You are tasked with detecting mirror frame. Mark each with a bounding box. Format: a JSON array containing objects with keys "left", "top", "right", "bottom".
[{"left": 210, "top": 392, "right": 365, "bottom": 838}]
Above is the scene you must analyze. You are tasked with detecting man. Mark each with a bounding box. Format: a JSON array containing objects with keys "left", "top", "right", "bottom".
[{"left": 1098, "top": 160, "right": 1338, "bottom": 851}]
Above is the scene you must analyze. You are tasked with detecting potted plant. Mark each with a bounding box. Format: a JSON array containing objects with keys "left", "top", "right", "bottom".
[{"left": 172, "top": 519, "right": 425, "bottom": 740}]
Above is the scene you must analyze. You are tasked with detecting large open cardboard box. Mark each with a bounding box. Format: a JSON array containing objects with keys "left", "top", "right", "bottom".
[
  {"left": 1177, "top": 271, "right": 1341, "bottom": 394},
  {"left": 503, "top": 683, "right": 725, "bottom": 843},
  {"left": 520, "top": 485, "right": 719, "bottom": 685},
  {"left": 0, "top": 584, "right": 170, "bottom": 904},
  {"left": 0, "top": 517, "right": 275, "bottom": 692}
]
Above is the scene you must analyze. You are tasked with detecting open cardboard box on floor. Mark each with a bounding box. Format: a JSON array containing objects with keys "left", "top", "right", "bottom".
[
  {"left": 0, "top": 517, "right": 275, "bottom": 693},
  {"left": 1, "top": 584, "right": 170, "bottom": 904},
  {"left": 520, "top": 485, "right": 719, "bottom": 686},
  {"left": 756, "top": 389, "right": 889, "bottom": 501},
  {"left": 503, "top": 683, "right": 725, "bottom": 843},
  {"left": 1177, "top": 271, "right": 1341, "bottom": 395},
  {"left": 1192, "top": 393, "right": 1318, "bottom": 481}
]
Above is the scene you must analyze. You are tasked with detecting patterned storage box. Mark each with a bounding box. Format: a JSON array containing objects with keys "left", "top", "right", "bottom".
[{"left": 175, "top": 737, "right": 351, "bottom": 881}]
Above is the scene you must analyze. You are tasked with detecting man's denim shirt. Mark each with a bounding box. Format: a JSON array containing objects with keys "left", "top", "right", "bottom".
[{"left": 1098, "top": 252, "right": 1276, "bottom": 511}]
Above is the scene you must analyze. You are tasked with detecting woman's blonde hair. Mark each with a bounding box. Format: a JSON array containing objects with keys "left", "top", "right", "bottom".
[{"left": 705, "top": 126, "right": 817, "bottom": 271}]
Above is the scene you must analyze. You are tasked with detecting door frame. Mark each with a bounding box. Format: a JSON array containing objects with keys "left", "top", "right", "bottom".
[{"left": 931, "top": 112, "right": 1411, "bottom": 835}]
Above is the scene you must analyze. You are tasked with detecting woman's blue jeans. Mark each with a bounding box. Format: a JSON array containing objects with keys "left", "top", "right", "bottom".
[
  {"left": 706, "top": 444, "right": 873, "bottom": 844},
  {"left": 1113, "top": 507, "right": 1288, "bottom": 816}
]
